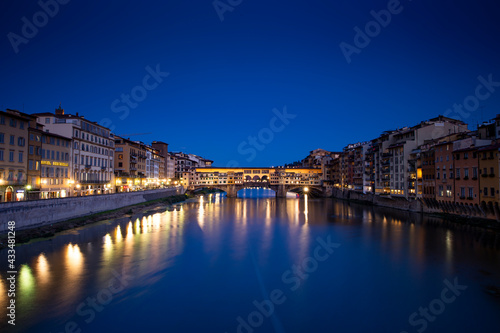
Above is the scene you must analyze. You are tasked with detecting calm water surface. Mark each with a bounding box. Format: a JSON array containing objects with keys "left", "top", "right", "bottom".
[{"left": 1, "top": 192, "right": 500, "bottom": 333}]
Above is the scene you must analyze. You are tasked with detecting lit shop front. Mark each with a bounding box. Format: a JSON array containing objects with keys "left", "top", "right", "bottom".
[{"left": 40, "top": 160, "right": 71, "bottom": 199}]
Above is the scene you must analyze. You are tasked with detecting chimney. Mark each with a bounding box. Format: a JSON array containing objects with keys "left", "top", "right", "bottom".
[{"left": 55, "top": 103, "right": 64, "bottom": 115}]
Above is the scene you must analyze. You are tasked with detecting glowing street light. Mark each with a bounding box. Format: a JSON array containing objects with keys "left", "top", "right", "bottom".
[{"left": 304, "top": 187, "right": 309, "bottom": 192}]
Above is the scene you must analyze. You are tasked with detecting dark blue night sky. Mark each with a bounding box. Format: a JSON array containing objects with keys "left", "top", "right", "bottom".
[{"left": 1, "top": 0, "right": 500, "bottom": 166}]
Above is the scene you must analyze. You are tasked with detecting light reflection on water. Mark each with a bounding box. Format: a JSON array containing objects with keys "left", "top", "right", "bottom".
[{"left": 0, "top": 193, "right": 499, "bottom": 332}]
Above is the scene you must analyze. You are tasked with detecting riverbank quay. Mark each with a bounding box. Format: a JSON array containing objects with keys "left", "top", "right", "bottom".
[
  {"left": 331, "top": 188, "right": 500, "bottom": 231},
  {"left": 0, "top": 191, "right": 190, "bottom": 249},
  {"left": 0, "top": 187, "right": 185, "bottom": 232}
]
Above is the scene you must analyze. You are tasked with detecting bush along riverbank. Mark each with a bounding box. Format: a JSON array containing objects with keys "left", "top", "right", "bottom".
[{"left": 0, "top": 194, "right": 190, "bottom": 249}]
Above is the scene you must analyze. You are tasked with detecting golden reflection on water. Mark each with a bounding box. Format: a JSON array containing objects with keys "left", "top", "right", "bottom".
[
  {"left": 115, "top": 225, "right": 123, "bottom": 242},
  {"left": 198, "top": 195, "right": 205, "bottom": 228},
  {"left": 36, "top": 253, "right": 50, "bottom": 287},
  {"left": 304, "top": 194, "right": 309, "bottom": 223},
  {"left": 0, "top": 274, "right": 5, "bottom": 311}
]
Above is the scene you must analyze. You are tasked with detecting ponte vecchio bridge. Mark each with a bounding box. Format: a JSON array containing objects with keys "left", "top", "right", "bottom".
[{"left": 186, "top": 167, "right": 329, "bottom": 198}]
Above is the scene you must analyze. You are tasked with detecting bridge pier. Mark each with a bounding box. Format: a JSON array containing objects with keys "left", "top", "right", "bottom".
[
  {"left": 226, "top": 185, "right": 238, "bottom": 198},
  {"left": 275, "top": 185, "right": 288, "bottom": 198}
]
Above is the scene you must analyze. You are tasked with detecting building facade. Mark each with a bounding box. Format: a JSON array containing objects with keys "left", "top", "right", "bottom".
[{"left": 0, "top": 109, "right": 31, "bottom": 202}]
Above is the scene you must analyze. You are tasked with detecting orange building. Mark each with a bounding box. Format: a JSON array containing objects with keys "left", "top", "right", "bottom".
[
  {"left": 478, "top": 144, "right": 500, "bottom": 211},
  {"left": 434, "top": 142, "right": 455, "bottom": 203},
  {"left": 453, "top": 147, "right": 480, "bottom": 206}
]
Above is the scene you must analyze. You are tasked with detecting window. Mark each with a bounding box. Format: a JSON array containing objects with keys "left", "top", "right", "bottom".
[
  {"left": 45, "top": 118, "right": 50, "bottom": 124},
  {"left": 9, "top": 119, "right": 16, "bottom": 127},
  {"left": 443, "top": 172, "right": 446, "bottom": 180},
  {"left": 18, "top": 151, "right": 23, "bottom": 163},
  {"left": 51, "top": 150, "right": 54, "bottom": 160},
  {"left": 460, "top": 187, "right": 465, "bottom": 198},
  {"left": 491, "top": 188, "right": 495, "bottom": 197},
  {"left": 41, "top": 149, "right": 45, "bottom": 158},
  {"left": 9, "top": 151, "right": 14, "bottom": 162},
  {"left": 56, "top": 151, "right": 60, "bottom": 160},
  {"left": 438, "top": 185, "right": 444, "bottom": 197},
  {"left": 29, "top": 160, "right": 33, "bottom": 170},
  {"left": 490, "top": 167, "right": 494, "bottom": 175},
  {"left": 29, "top": 145, "right": 34, "bottom": 155},
  {"left": 118, "top": 162, "right": 123, "bottom": 167},
  {"left": 473, "top": 167, "right": 478, "bottom": 178},
  {"left": 464, "top": 168, "right": 469, "bottom": 178},
  {"left": 10, "top": 135, "right": 15, "bottom": 145},
  {"left": 20, "top": 122, "right": 24, "bottom": 129},
  {"left": 456, "top": 168, "right": 460, "bottom": 178},
  {"left": 484, "top": 187, "right": 488, "bottom": 196},
  {"left": 0, "top": 133, "right": 3, "bottom": 143},
  {"left": 18, "top": 137, "right": 25, "bottom": 146},
  {"left": 464, "top": 152, "right": 468, "bottom": 159},
  {"left": 0, "top": 150, "right": 3, "bottom": 161},
  {"left": 468, "top": 187, "right": 473, "bottom": 198},
  {"left": 446, "top": 186, "right": 452, "bottom": 197},
  {"left": 0, "top": 116, "right": 4, "bottom": 124}
]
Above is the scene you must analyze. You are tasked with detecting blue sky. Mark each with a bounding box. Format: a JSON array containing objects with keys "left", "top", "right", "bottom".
[{"left": 1, "top": 0, "right": 499, "bottom": 166}]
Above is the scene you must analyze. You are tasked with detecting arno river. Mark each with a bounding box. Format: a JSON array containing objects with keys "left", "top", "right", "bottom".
[{"left": 1, "top": 190, "right": 500, "bottom": 332}]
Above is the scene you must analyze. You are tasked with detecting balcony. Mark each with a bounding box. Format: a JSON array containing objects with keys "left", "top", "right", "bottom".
[
  {"left": 0, "top": 180, "right": 26, "bottom": 185},
  {"left": 85, "top": 164, "right": 92, "bottom": 169},
  {"left": 79, "top": 180, "right": 109, "bottom": 184}
]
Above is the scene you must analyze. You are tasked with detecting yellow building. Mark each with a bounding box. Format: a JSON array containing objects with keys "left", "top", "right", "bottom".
[
  {"left": 40, "top": 132, "right": 72, "bottom": 198},
  {"left": 26, "top": 125, "right": 43, "bottom": 200},
  {"left": 114, "top": 136, "right": 147, "bottom": 191},
  {"left": 0, "top": 109, "right": 31, "bottom": 202}
]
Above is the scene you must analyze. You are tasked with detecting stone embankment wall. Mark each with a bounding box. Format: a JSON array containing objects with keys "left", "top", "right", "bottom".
[
  {"left": 0, "top": 187, "right": 184, "bottom": 233},
  {"left": 330, "top": 188, "right": 500, "bottom": 221}
]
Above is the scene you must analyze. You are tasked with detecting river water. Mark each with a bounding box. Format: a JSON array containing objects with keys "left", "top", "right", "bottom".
[{"left": 1, "top": 192, "right": 500, "bottom": 332}]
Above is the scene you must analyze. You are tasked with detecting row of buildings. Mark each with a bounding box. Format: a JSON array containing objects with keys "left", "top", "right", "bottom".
[
  {"left": 295, "top": 115, "right": 500, "bottom": 210},
  {"left": 0, "top": 107, "right": 212, "bottom": 202}
]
